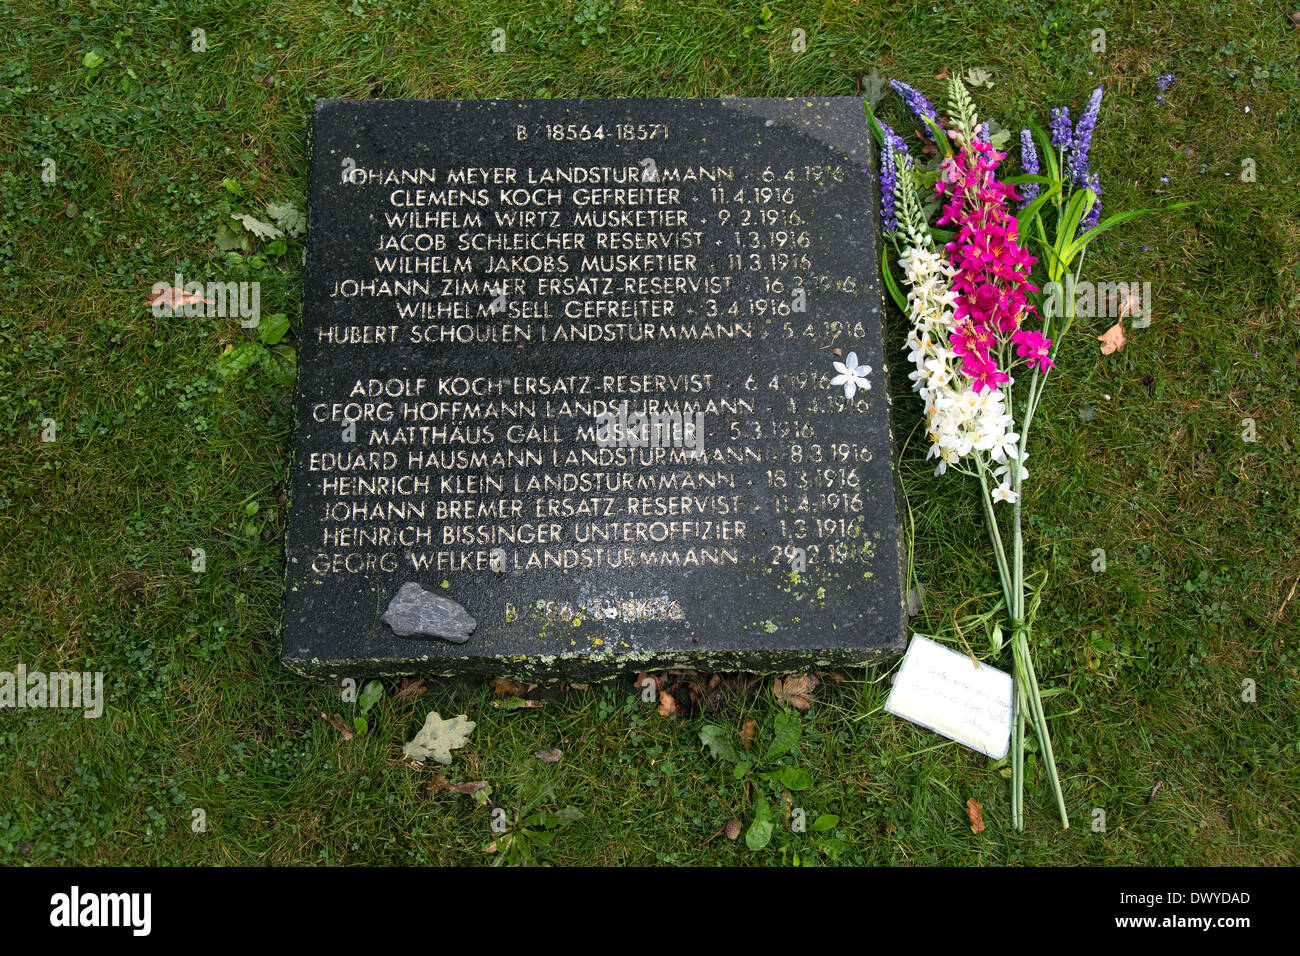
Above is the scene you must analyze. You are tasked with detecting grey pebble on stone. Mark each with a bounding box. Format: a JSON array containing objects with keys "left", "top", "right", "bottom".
[{"left": 382, "top": 582, "right": 476, "bottom": 643}]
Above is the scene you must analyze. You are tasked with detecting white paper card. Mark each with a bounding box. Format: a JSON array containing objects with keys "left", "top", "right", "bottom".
[{"left": 885, "top": 635, "right": 1014, "bottom": 759}]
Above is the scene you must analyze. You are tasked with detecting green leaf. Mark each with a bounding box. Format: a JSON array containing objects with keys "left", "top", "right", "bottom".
[
  {"left": 764, "top": 766, "right": 814, "bottom": 790},
  {"left": 816, "top": 837, "right": 852, "bottom": 860},
  {"left": 536, "top": 806, "right": 584, "bottom": 829},
  {"left": 82, "top": 50, "right": 106, "bottom": 69},
  {"left": 920, "top": 115, "right": 954, "bottom": 159},
  {"left": 699, "top": 724, "right": 739, "bottom": 763},
  {"left": 810, "top": 813, "right": 839, "bottom": 832},
  {"left": 266, "top": 200, "right": 306, "bottom": 238},
  {"left": 401, "top": 711, "right": 475, "bottom": 765},
  {"left": 1063, "top": 202, "right": 1197, "bottom": 261},
  {"left": 732, "top": 760, "right": 751, "bottom": 780},
  {"left": 881, "top": 248, "right": 908, "bottom": 312},
  {"left": 746, "top": 796, "right": 774, "bottom": 850},
  {"left": 230, "top": 212, "right": 283, "bottom": 240},
  {"left": 214, "top": 223, "right": 246, "bottom": 252},
  {"left": 861, "top": 68, "right": 887, "bottom": 109},
  {"left": 257, "top": 312, "right": 290, "bottom": 346},
  {"left": 358, "top": 679, "right": 383, "bottom": 715},
  {"left": 1014, "top": 183, "right": 1062, "bottom": 252},
  {"left": 352, "top": 716, "right": 367, "bottom": 736},
  {"left": 1027, "top": 123, "right": 1060, "bottom": 184},
  {"left": 765, "top": 710, "right": 801, "bottom": 761}
]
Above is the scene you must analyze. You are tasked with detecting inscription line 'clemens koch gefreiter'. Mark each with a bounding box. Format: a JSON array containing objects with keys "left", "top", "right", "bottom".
[{"left": 283, "top": 97, "right": 907, "bottom": 678}]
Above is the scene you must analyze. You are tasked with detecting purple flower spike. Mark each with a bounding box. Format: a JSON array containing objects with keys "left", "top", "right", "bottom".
[
  {"left": 877, "top": 120, "right": 913, "bottom": 234},
  {"left": 1066, "top": 86, "right": 1103, "bottom": 185},
  {"left": 890, "top": 79, "right": 946, "bottom": 137},
  {"left": 1156, "top": 74, "right": 1175, "bottom": 92},
  {"left": 1049, "top": 106, "right": 1072, "bottom": 149},
  {"left": 1018, "top": 129, "right": 1040, "bottom": 209}
]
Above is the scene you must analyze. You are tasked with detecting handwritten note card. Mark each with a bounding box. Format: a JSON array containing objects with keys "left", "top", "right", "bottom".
[{"left": 885, "top": 635, "right": 1014, "bottom": 759}]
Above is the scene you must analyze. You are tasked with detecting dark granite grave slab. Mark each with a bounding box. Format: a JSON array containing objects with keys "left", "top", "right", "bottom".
[{"left": 282, "top": 97, "right": 907, "bottom": 679}]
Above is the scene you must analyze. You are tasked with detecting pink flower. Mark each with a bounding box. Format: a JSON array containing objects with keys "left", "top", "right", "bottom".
[
  {"left": 933, "top": 138, "right": 1050, "bottom": 390},
  {"left": 1013, "top": 329, "right": 1055, "bottom": 371}
]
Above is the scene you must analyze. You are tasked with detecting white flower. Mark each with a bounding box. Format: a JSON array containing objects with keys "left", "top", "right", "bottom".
[
  {"left": 990, "top": 483, "right": 1019, "bottom": 504},
  {"left": 988, "top": 429, "right": 1020, "bottom": 462},
  {"left": 830, "top": 351, "right": 872, "bottom": 400},
  {"left": 994, "top": 456, "right": 1029, "bottom": 483}
]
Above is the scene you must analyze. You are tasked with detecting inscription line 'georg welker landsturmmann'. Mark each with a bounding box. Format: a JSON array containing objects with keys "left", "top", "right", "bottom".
[{"left": 284, "top": 97, "right": 906, "bottom": 677}]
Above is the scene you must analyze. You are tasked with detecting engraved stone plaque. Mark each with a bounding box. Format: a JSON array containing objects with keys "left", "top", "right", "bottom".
[{"left": 283, "top": 97, "right": 906, "bottom": 678}]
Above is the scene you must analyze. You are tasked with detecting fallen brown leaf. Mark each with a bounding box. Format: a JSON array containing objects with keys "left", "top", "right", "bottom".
[
  {"left": 448, "top": 780, "right": 490, "bottom": 796},
  {"left": 773, "top": 673, "right": 820, "bottom": 711},
  {"left": 1098, "top": 320, "right": 1127, "bottom": 355},
  {"left": 427, "top": 774, "right": 490, "bottom": 796},
  {"left": 490, "top": 676, "right": 528, "bottom": 696},
  {"left": 657, "top": 689, "right": 680, "bottom": 718},
  {"left": 319, "top": 711, "right": 354, "bottom": 741},
  {"left": 740, "top": 717, "right": 757, "bottom": 752},
  {"left": 393, "top": 676, "right": 427, "bottom": 699},
  {"left": 1289, "top": 9, "right": 1300, "bottom": 28},
  {"left": 966, "top": 798, "right": 986, "bottom": 834},
  {"left": 534, "top": 747, "right": 563, "bottom": 763},
  {"left": 145, "top": 285, "right": 213, "bottom": 311},
  {"left": 1117, "top": 287, "right": 1141, "bottom": 319},
  {"left": 635, "top": 671, "right": 662, "bottom": 695}
]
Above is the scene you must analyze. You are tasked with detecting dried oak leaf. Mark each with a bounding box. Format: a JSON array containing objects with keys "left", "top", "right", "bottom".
[
  {"left": 403, "top": 711, "right": 475, "bottom": 765},
  {"left": 1098, "top": 320, "right": 1127, "bottom": 355},
  {"left": 966, "top": 798, "right": 986, "bottom": 834},
  {"left": 319, "top": 711, "right": 354, "bottom": 742},
  {"left": 534, "top": 747, "right": 563, "bottom": 764},
  {"left": 772, "top": 673, "right": 820, "bottom": 711},
  {"left": 1117, "top": 286, "right": 1142, "bottom": 319},
  {"left": 145, "top": 285, "right": 213, "bottom": 311},
  {"left": 740, "top": 717, "right": 758, "bottom": 753}
]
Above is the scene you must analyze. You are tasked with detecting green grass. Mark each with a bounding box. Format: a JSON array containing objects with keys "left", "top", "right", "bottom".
[{"left": 1, "top": 0, "right": 1297, "bottom": 865}]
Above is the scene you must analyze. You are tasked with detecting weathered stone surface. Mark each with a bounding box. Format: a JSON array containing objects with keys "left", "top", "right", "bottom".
[
  {"left": 381, "top": 581, "right": 477, "bottom": 642},
  {"left": 282, "top": 97, "right": 907, "bottom": 679}
]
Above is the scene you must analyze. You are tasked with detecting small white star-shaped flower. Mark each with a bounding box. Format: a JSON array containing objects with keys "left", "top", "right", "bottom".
[
  {"left": 830, "top": 351, "right": 872, "bottom": 400},
  {"left": 991, "top": 483, "right": 1019, "bottom": 505}
]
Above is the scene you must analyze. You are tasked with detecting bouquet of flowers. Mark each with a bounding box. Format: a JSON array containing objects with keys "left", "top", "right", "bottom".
[{"left": 871, "top": 77, "right": 1187, "bottom": 829}]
